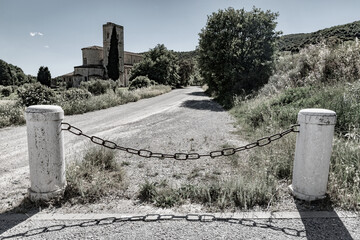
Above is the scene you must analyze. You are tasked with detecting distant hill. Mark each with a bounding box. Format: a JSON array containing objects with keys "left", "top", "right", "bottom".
[
  {"left": 176, "top": 21, "right": 360, "bottom": 59},
  {"left": 0, "top": 59, "right": 33, "bottom": 86},
  {"left": 174, "top": 50, "right": 198, "bottom": 62},
  {"left": 279, "top": 20, "right": 360, "bottom": 52}
]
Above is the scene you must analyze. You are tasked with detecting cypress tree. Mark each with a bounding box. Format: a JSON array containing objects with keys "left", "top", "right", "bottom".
[
  {"left": 107, "top": 26, "right": 120, "bottom": 80},
  {"left": 37, "top": 66, "right": 51, "bottom": 87}
]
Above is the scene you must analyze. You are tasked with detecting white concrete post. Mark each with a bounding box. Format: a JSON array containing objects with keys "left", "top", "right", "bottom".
[
  {"left": 25, "top": 105, "right": 66, "bottom": 201},
  {"left": 289, "top": 108, "right": 336, "bottom": 201}
]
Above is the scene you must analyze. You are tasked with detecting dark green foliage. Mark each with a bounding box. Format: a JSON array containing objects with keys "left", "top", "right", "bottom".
[
  {"left": 17, "top": 82, "right": 57, "bottom": 106},
  {"left": 178, "top": 59, "right": 195, "bottom": 86},
  {"left": 174, "top": 50, "right": 198, "bottom": 62},
  {"left": 107, "top": 26, "right": 120, "bottom": 80},
  {"left": 0, "top": 59, "right": 30, "bottom": 86},
  {"left": 198, "top": 7, "right": 280, "bottom": 107},
  {"left": 0, "top": 85, "right": 13, "bottom": 97},
  {"left": 129, "top": 76, "right": 155, "bottom": 90},
  {"left": 279, "top": 20, "right": 360, "bottom": 52},
  {"left": 130, "top": 44, "right": 180, "bottom": 87},
  {"left": 37, "top": 66, "right": 52, "bottom": 87},
  {"left": 80, "top": 79, "right": 115, "bottom": 95}
]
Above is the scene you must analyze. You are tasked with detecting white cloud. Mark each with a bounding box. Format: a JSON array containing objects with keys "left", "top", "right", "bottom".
[
  {"left": 30, "top": 32, "right": 44, "bottom": 37},
  {"left": 44, "top": 45, "right": 50, "bottom": 48}
]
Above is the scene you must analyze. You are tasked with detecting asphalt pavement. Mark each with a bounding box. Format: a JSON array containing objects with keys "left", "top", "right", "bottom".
[{"left": 1, "top": 211, "right": 359, "bottom": 239}]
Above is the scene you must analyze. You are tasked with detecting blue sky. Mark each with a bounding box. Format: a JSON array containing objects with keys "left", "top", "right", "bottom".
[{"left": 1, "top": 0, "right": 360, "bottom": 77}]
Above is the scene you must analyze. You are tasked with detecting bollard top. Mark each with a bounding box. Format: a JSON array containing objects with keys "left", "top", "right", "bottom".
[
  {"left": 26, "top": 105, "right": 64, "bottom": 113},
  {"left": 26, "top": 105, "right": 64, "bottom": 121},
  {"left": 298, "top": 108, "right": 336, "bottom": 125}
]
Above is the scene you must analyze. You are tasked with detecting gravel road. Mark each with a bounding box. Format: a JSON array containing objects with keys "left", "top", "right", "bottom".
[{"left": 0, "top": 86, "right": 245, "bottom": 213}]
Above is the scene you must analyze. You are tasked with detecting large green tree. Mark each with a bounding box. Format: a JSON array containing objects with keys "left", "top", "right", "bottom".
[
  {"left": 130, "top": 44, "right": 180, "bottom": 87},
  {"left": 198, "top": 7, "right": 280, "bottom": 106},
  {"left": 107, "top": 26, "right": 120, "bottom": 80},
  {"left": 37, "top": 66, "right": 51, "bottom": 87},
  {"left": 0, "top": 59, "right": 29, "bottom": 86}
]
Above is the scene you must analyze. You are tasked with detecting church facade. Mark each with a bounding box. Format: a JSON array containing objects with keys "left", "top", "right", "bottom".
[{"left": 61, "top": 22, "right": 142, "bottom": 87}]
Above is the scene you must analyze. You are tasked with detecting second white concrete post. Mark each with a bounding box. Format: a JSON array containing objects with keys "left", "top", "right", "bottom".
[
  {"left": 289, "top": 108, "right": 336, "bottom": 201},
  {"left": 25, "top": 105, "right": 66, "bottom": 201}
]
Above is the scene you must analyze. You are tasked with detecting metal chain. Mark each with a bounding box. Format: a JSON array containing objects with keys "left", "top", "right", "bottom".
[
  {"left": 61, "top": 122, "right": 299, "bottom": 160},
  {"left": 0, "top": 214, "right": 305, "bottom": 239}
]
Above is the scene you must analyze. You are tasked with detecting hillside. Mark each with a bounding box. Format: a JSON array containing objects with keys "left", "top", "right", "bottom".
[{"left": 279, "top": 20, "right": 360, "bottom": 52}]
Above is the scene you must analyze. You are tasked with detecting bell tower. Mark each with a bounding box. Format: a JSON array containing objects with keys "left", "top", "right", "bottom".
[{"left": 103, "top": 22, "right": 125, "bottom": 84}]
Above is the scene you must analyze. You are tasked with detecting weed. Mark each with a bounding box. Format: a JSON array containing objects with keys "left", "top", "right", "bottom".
[
  {"left": 187, "top": 168, "right": 202, "bottom": 180},
  {"left": 138, "top": 173, "right": 276, "bottom": 210},
  {"left": 65, "top": 147, "right": 126, "bottom": 203},
  {"left": 121, "top": 161, "right": 131, "bottom": 166},
  {"left": 137, "top": 162, "right": 145, "bottom": 168},
  {"left": 138, "top": 180, "right": 180, "bottom": 208}
]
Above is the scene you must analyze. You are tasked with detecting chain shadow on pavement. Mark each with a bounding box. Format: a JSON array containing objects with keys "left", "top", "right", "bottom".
[
  {"left": 0, "top": 213, "right": 307, "bottom": 239},
  {"left": 295, "top": 198, "right": 354, "bottom": 240},
  {"left": 0, "top": 197, "right": 40, "bottom": 236}
]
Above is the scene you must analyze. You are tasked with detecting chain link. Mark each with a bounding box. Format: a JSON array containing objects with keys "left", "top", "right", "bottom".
[
  {"left": 61, "top": 122, "right": 299, "bottom": 160},
  {"left": 0, "top": 214, "right": 305, "bottom": 239}
]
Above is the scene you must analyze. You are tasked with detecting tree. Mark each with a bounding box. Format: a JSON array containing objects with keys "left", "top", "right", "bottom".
[
  {"left": 107, "top": 26, "right": 120, "bottom": 80},
  {"left": 198, "top": 7, "right": 280, "bottom": 106},
  {"left": 130, "top": 44, "right": 180, "bottom": 87},
  {"left": 37, "top": 66, "right": 51, "bottom": 87},
  {"left": 178, "top": 59, "right": 195, "bottom": 86},
  {"left": 0, "top": 59, "right": 29, "bottom": 86}
]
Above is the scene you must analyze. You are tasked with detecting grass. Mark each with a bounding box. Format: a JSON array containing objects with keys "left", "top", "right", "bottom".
[
  {"left": 230, "top": 82, "right": 360, "bottom": 210},
  {"left": 0, "top": 84, "right": 171, "bottom": 128},
  {"left": 65, "top": 147, "right": 126, "bottom": 203},
  {"left": 136, "top": 42, "right": 360, "bottom": 211},
  {"left": 138, "top": 172, "right": 276, "bottom": 210},
  {"left": 60, "top": 85, "right": 171, "bottom": 115}
]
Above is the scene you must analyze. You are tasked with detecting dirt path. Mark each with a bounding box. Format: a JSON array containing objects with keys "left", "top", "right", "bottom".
[{"left": 0, "top": 86, "right": 247, "bottom": 213}]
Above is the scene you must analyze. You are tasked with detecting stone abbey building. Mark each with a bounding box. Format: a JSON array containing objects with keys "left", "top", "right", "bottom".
[{"left": 61, "top": 22, "right": 142, "bottom": 87}]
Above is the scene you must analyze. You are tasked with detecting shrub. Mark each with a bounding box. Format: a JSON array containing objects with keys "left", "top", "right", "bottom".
[
  {"left": 129, "top": 76, "right": 155, "bottom": 90},
  {"left": 81, "top": 79, "right": 115, "bottom": 95},
  {"left": 62, "top": 88, "right": 92, "bottom": 101},
  {"left": 198, "top": 7, "right": 280, "bottom": 107},
  {"left": 17, "top": 82, "right": 57, "bottom": 107},
  {"left": 0, "top": 86, "right": 12, "bottom": 97},
  {"left": 0, "top": 102, "right": 25, "bottom": 128}
]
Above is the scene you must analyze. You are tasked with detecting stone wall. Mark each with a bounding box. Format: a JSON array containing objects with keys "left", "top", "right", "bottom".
[{"left": 82, "top": 47, "right": 103, "bottom": 65}]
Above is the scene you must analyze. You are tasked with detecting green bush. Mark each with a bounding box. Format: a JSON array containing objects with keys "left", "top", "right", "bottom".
[
  {"left": 62, "top": 88, "right": 92, "bottom": 101},
  {"left": 0, "top": 102, "right": 25, "bottom": 128},
  {"left": 129, "top": 76, "right": 155, "bottom": 90},
  {"left": 80, "top": 79, "right": 115, "bottom": 95},
  {"left": 0, "top": 86, "right": 12, "bottom": 97},
  {"left": 17, "top": 83, "right": 57, "bottom": 107}
]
